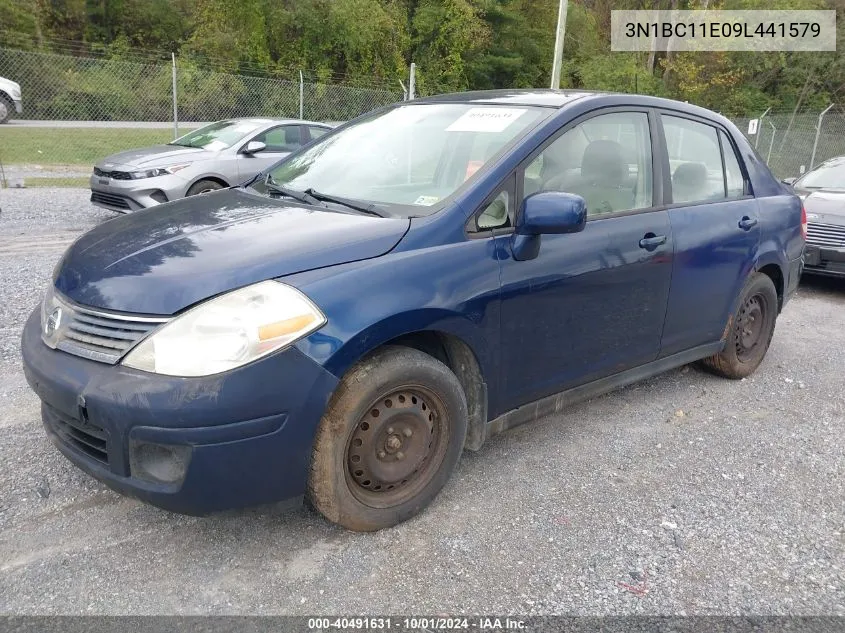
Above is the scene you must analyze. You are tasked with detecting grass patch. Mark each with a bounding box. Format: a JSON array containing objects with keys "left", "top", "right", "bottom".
[
  {"left": 8, "top": 176, "right": 90, "bottom": 188},
  {"left": 0, "top": 126, "right": 174, "bottom": 168}
]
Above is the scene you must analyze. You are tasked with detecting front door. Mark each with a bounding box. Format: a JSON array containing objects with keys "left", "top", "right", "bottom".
[
  {"left": 237, "top": 125, "right": 306, "bottom": 180},
  {"left": 657, "top": 114, "right": 761, "bottom": 357},
  {"left": 495, "top": 110, "right": 674, "bottom": 412}
]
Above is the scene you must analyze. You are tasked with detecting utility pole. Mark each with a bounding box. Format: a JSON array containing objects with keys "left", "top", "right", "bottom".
[{"left": 550, "top": 0, "right": 568, "bottom": 89}]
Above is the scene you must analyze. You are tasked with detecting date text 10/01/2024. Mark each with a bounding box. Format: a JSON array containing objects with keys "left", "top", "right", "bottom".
[
  {"left": 307, "top": 618, "right": 528, "bottom": 630},
  {"left": 624, "top": 20, "right": 822, "bottom": 39}
]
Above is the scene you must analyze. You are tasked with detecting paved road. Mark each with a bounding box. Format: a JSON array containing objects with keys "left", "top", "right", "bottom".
[{"left": 0, "top": 188, "right": 843, "bottom": 615}]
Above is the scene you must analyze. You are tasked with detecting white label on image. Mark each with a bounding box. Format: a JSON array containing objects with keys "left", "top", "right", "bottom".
[
  {"left": 446, "top": 108, "right": 527, "bottom": 133},
  {"left": 747, "top": 119, "right": 759, "bottom": 135}
]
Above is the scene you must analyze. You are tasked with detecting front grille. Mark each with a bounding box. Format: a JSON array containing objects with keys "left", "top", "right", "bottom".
[
  {"left": 93, "top": 167, "right": 132, "bottom": 180},
  {"left": 90, "top": 191, "right": 131, "bottom": 210},
  {"left": 806, "top": 222, "right": 845, "bottom": 249},
  {"left": 49, "top": 298, "right": 169, "bottom": 364},
  {"left": 44, "top": 403, "right": 109, "bottom": 465}
]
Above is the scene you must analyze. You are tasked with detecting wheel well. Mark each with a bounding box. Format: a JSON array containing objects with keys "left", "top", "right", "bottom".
[
  {"left": 0, "top": 91, "right": 11, "bottom": 104},
  {"left": 757, "top": 263, "right": 784, "bottom": 312},
  {"left": 385, "top": 331, "right": 488, "bottom": 452},
  {"left": 191, "top": 176, "right": 229, "bottom": 189}
]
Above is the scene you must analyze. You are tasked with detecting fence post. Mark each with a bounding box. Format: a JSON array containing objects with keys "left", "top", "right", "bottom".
[
  {"left": 409, "top": 63, "right": 416, "bottom": 100},
  {"left": 766, "top": 119, "right": 776, "bottom": 165},
  {"left": 171, "top": 52, "right": 178, "bottom": 140},
  {"left": 755, "top": 107, "right": 770, "bottom": 149},
  {"left": 810, "top": 103, "right": 834, "bottom": 170},
  {"left": 299, "top": 70, "right": 304, "bottom": 120}
]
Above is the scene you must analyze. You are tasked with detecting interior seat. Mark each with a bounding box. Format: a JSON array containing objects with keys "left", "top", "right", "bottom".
[
  {"left": 672, "top": 162, "right": 709, "bottom": 203},
  {"left": 566, "top": 140, "right": 632, "bottom": 215}
]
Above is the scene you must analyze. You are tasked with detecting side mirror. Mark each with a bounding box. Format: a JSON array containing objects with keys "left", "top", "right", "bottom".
[
  {"left": 781, "top": 177, "right": 797, "bottom": 186},
  {"left": 517, "top": 191, "right": 587, "bottom": 235},
  {"left": 243, "top": 141, "right": 266, "bottom": 155}
]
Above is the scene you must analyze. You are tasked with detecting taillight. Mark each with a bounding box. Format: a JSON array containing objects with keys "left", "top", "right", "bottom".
[{"left": 801, "top": 205, "right": 808, "bottom": 240}]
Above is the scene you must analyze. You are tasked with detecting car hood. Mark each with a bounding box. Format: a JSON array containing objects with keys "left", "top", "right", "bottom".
[
  {"left": 798, "top": 189, "right": 845, "bottom": 225},
  {"left": 97, "top": 145, "right": 216, "bottom": 169},
  {"left": 54, "top": 188, "right": 410, "bottom": 314}
]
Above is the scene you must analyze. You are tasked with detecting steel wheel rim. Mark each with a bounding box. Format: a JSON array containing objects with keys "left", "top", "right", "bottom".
[
  {"left": 345, "top": 385, "right": 449, "bottom": 509},
  {"left": 735, "top": 293, "right": 765, "bottom": 361}
]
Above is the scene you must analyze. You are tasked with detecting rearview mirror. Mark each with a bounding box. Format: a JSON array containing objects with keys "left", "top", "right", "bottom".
[
  {"left": 517, "top": 191, "right": 586, "bottom": 235},
  {"left": 243, "top": 141, "right": 266, "bottom": 155}
]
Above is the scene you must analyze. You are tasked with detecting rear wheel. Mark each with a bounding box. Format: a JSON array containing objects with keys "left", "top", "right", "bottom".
[
  {"left": 700, "top": 272, "right": 778, "bottom": 379},
  {"left": 308, "top": 346, "right": 467, "bottom": 531},
  {"left": 186, "top": 179, "right": 224, "bottom": 196}
]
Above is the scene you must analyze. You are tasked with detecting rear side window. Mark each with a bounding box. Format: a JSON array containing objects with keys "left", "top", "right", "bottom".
[
  {"left": 720, "top": 130, "right": 746, "bottom": 197},
  {"left": 662, "top": 115, "right": 727, "bottom": 204}
]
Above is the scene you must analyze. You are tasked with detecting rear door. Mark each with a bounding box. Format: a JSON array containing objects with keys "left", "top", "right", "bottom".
[{"left": 658, "top": 113, "right": 761, "bottom": 357}]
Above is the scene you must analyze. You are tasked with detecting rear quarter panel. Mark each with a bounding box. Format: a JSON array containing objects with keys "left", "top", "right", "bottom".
[{"left": 729, "top": 124, "right": 804, "bottom": 302}]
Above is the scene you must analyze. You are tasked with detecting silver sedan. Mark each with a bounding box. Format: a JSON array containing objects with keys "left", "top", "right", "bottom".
[{"left": 89, "top": 118, "right": 332, "bottom": 212}]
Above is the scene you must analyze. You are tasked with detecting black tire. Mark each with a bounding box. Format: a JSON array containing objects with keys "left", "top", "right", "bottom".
[
  {"left": 700, "top": 272, "right": 778, "bottom": 379},
  {"left": 186, "top": 179, "right": 225, "bottom": 196},
  {"left": 0, "top": 95, "right": 13, "bottom": 124},
  {"left": 308, "top": 345, "right": 468, "bottom": 531}
]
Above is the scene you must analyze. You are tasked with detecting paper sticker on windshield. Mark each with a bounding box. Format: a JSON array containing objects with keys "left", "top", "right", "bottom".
[
  {"left": 413, "top": 195, "right": 440, "bottom": 206},
  {"left": 446, "top": 108, "right": 527, "bottom": 133}
]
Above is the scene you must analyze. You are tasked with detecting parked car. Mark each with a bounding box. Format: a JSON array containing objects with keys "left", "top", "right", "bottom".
[
  {"left": 22, "top": 90, "right": 804, "bottom": 531},
  {"left": 0, "top": 76, "right": 22, "bottom": 123},
  {"left": 784, "top": 157, "right": 845, "bottom": 277},
  {"left": 89, "top": 118, "right": 332, "bottom": 212}
]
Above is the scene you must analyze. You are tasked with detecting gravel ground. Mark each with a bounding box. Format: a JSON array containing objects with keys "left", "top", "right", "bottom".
[{"left": 0, "top": 188, "right": 843, "bottom": 615}]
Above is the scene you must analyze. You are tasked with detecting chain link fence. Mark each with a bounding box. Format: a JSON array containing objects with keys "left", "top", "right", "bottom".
[
  {"left": 2, "top": 43, "right": 845, "bottom": 186},
  {"left": 728, "top": 107, "right": 845, "bottom": 179},
  {"left": 0, "top": 47, "right": 400, "bottom": 123}
]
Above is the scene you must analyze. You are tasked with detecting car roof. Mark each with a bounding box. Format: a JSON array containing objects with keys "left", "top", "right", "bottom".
[
  {"left": 413, "top": 89, "right": 599, "bottom": 108},
  {"left": 226, "top": 117, "right": 332, "bottom": 127},
  {"left": 413, "top": 89, "right": 721, "bottom": 116}
]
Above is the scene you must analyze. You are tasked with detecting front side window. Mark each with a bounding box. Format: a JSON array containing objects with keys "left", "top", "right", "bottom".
[
  {"left": 254, "top": 125, "right": 303, "bottom": 153},
  {"left": 264, "top": 103, "right": 547, "bottom": 217},
  {"left": 663, "top": 115, "right": 728, "bottom": 204},
  {"left": 523, "top": 111, "right": 653, "bottom": 217},
  {"left": 170, "top": 120, "right": 265, "bottom": 150}
]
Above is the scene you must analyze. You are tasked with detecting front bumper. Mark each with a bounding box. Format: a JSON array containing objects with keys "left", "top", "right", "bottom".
[
  {"left": 803, "top": 244, "right": 845, "bottom": 278},
  {"left": 13, "top": 99, "right": 22, "bottom": 114},
  {"left": 21, "top": 309, "right": 339, "bottom": 515},
  {"left": 89, "top": 172, "right": 189, "bottom": 213}
]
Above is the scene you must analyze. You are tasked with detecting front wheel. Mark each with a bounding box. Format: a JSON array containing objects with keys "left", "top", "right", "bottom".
[
  {"left": 186, "top": 179, "right": 224, "bottom": 196},
  {"left": 700, "top": 272, "right": 778, "bottom": 379},
  {"left": 308, "top": 346, "right": 468, "bottom": 531},
  {"left": 0, "top": 96, "right": 13, "bottom": 124}
]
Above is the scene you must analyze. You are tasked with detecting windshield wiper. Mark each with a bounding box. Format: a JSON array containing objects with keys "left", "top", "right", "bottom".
[
  {"left": 265, "top": 182, "right": 322, "bottom": 206},
  {"left": 303, "top": 188, "right": 385, "bottom": 217}
]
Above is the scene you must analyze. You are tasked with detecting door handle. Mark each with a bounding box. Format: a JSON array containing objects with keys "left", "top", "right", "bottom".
[
  {"left": 639, "top": 233, "right": 667, "bottom": 250},
  {"left": 738, "top": 216, "right": 758, "bottom": 231}
]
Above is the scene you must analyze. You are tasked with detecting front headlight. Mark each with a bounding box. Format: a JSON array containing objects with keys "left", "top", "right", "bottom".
[
  {"left": 130, "top": 163, "right": 191, "bottom": 179},
  {"left": 122, "top": 281, "right": 326, "bottom": 377}
]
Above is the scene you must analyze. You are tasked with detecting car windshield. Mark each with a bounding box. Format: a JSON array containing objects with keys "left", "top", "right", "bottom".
[
  {"left": 796, "top": 158, "right": 845, "bottom": 189},
  {"left": 262, "top": 103, "right": 547, "bottom": 216},
  {"left": 170, "top": 120, "right": 266, "bottom": 150}
]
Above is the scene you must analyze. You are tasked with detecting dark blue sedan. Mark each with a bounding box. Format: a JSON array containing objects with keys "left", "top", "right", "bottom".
[{"left": 21, "top": 90, "right": 805, "bottom": 531}]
